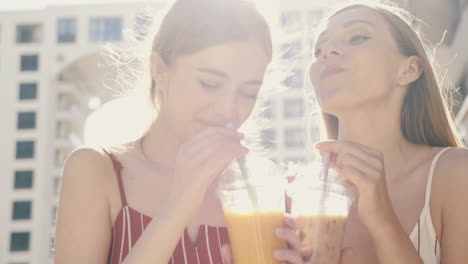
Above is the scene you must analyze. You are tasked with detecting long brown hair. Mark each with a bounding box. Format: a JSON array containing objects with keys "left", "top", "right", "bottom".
[{"left": 317, "top": 1, "right": 463, "bottom": 147}]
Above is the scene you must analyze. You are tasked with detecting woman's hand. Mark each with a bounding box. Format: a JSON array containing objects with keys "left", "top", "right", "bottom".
[
  {"left": 315, "top": 140, "right": 396, "bottom": 233},
  {"left": 164, "top": 127, "right": 248, "bottom": 220},
  {"left": 221, "top": 217, "right": 352, "bottom": 263}
]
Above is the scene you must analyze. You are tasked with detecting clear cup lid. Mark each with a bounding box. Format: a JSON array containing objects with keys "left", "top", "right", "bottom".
[
  {"left": 287, "top": 167, "right": 355, "bottom": 201},
  {"left": 218, "top": 155, "right": 286, "bottom": 191}
]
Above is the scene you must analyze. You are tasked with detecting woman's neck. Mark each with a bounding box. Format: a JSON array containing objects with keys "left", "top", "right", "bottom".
[
  {"left": 139, "top": 115, "right": 181, "bottom": 170},
  {"left": 336, "top": 102, "right": 424, "bottom": 180}
]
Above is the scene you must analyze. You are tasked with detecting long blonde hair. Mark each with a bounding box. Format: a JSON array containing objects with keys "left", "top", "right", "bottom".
[{"left": 317, "top": 1, "right": 463, "bottom": 147}]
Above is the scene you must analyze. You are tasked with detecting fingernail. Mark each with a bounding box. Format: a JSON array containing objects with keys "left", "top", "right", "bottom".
[
  {"left": 275, "top": 228, "right": 285, "bottom": 238},
  {"left": 285, "top": 217, "right": 295, "bottom": 228},
  {"left": 274, "top": 250, "right": 283, "bottom": 258}
]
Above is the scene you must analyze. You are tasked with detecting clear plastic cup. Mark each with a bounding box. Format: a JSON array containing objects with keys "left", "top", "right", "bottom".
[
  {"left": 288, "top": 167, "right": 353, "bottom": 264},
  {"left": 217, "top": 156, "right": 286, "bottom": 264}
]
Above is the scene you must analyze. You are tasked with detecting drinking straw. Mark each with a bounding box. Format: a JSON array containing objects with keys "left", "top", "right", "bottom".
[
  {"left": 318, "top": 152, "right": 331, "bottom": 216},
  {"left": 225, "top": 123, "right": 264, "bottom": 263}
]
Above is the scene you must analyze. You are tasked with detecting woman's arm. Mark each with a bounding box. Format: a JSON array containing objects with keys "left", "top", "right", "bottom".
[
  {"left": 53, "top": 147, "right": 189, "bottom": 263},
  {"left": 440, "top": 148, "right": 468, "bottom": 263},
  {"left": 54, "top": 147, "right": 114, "bottom": 263}
]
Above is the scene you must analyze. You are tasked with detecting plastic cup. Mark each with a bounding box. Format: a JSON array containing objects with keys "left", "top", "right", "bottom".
[
  {"left": 288, "top": 168, "right": 353, "bottom": 264},
  {"left": 217, "top": 156, "right": 286, "bottom": 264}
]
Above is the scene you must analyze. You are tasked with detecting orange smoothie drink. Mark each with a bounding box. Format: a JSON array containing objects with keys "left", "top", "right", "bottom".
[
  {"left": 218, "top": 156, "right": 286, "bottom": 264},
  {"left": 224, "top": 210, "right": 286, "bottom": 264}
]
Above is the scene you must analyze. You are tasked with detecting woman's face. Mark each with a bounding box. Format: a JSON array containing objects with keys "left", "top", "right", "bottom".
[
  {"left": 309, "top": 7, "right": 407, "bottom": 116},
  {"left": 157, "top": 39, "right": 270, "bottom": 141}
]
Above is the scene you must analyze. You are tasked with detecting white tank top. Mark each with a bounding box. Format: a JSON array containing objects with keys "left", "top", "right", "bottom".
[{"left": 408, "top": 147, "right": 451, "bottom": 264}]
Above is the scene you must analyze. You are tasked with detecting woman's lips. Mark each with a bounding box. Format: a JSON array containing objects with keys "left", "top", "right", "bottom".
[{"left": 319, "top": 65, "right": 345, "bottom": 81}]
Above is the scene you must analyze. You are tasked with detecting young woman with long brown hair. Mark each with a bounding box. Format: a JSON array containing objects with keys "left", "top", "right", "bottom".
[{"left": 310, "top": 1, "right": 468, "bottom": 263}]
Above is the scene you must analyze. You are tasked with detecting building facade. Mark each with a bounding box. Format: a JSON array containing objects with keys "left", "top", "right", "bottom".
[{"left": 0, "top": 2, "right": 163, "bottom": 263}]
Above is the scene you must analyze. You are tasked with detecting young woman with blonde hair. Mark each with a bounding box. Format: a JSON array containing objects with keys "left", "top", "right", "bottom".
[{"left": 54, "top": 0, "right": 305, "bottom": 263}]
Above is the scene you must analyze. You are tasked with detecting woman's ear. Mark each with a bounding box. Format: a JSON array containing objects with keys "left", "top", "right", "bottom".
[
  {"left": 150, "top": 52, "right": 169, "bottom": 102},
  {"left": 397, "top": 56, "right": 423, "bottom": 87},
  {"left": 150, "top": 52, "right": 168, "bottom": 81}
]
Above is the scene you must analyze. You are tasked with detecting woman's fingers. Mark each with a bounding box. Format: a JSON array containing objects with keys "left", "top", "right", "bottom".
[
  {"left": 276, "top": 227, "right": 301, "bottom": 252},
  {"left": 274, "top": 248, "right": 304, "bottom": 263},
  {"left": 340, "top": 247, "right": 353, "bottom": 264},
  {"left": 315, "top": 140, "right": 381, "bottom": 169},
  {"left": 221, "top": 244, "right": 233, "bottom": 264}
]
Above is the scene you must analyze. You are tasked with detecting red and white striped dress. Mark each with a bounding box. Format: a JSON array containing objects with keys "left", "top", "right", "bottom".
[{"left": 104, "top": 149, "right": 230, "bottom": 264}]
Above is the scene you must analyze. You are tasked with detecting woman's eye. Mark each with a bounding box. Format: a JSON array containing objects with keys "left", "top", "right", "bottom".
[
  {"left": 240, "top": 91, "right": 258, "bottom": 100},
  {"left": 314, "top": 48, "right": 322, "bottom": 58},
  {"left": 349, "top": 35, "right": 370, "bottom": 45},
  {"left": 199, "top": 80, "right": 220, "bottom": 90}
]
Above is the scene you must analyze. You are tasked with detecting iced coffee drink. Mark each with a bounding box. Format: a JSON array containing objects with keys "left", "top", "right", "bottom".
[{"left": 288, "top": 168, "right": 353, "bottom": 264}]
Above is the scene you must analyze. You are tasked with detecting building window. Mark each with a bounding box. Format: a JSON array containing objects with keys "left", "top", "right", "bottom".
[
  {"left": 16, "top": 141, "right": 35, "bottom": 159},
  {"left": 53, "top": 177, "right": 61, "bottom": 195},
  {"left": 20, "top": 55, "right": 39, "bottom": 71},
  {"left": 134, "top": 15, "right": 152, "bottom": 39},
  {"left": 280, "top": 10, "right": 302, "bottom": 29},
  {"left": 263, "top": 100, "right": 275, "bottom": 119},
  {"left": 307, "top": 10, "right": 323, "bottom": 27},
  {"left": 89, "top": 17, "right": 122, "bottom": 42},
  {"left": 261, "top": 129, "right": 276, "bottom": 149},
  {"left": 283, "top": 69, "right": 303, "bottom": 89},
  {"left": 17, "top": 112, "right": 36, "bottom": 129},
  {"left": 10, "top": 232, "right": 30, "bottom": 252},
  {"left": 56, "top": 121, "right": 69, "bottom": 138},
  {"left": 284, "top": 127, "right": 304, "bottom": 148},
  {"left": 55, "top": 149, "right": 68, "bottom": 167},
  {"left": 16, "top": 24, "right": 42, "bottom": 43},
  {"left": 14, "top": 171, "right": 33, "bottom": 189},
  {"left": 281, "top": 41, "right": 302, "bottom": 60},
  {"left": 284, "top": 99, "right": 304, "bottom": 118},
  {"left": 19, "top": 83, "right": 37, "bottom": 100},
  {"left": 51, "top": 206, "right": 57, "bottom": 225},
  {"left": 284, "top": 156, "right": 305, "bottom": 163},
  {"left": 57, "top": 18, "right": 76, "bottom": 43},
  {"left": 12, "top": 201, "right": 32, "bottom": 220}
]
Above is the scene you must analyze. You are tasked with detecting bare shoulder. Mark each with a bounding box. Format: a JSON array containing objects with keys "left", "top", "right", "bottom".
[
  {"left": 437, "top": 147, "right": 468, "bottom": 177},
  {"left": 65, "top": 146, "right": 109, "bottom": 166},
  {"left": 435, "top": 147, "right": 468, "bottom": 199},
  {"left": 62, "top": 146, "right": 116, "bottom": 186}
]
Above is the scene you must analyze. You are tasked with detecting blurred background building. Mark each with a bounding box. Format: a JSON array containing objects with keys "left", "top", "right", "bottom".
[
  {"left": 0, "top": 2, "right": 162, "bottom": 263},
  {"left": 0, "top": 0, "right": 466, "bottom": 263}
]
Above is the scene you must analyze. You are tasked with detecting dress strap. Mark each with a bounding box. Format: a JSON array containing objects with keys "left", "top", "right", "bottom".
[
  {"left": 102, "top": 147, "right": 128, "bottom": 207},
  {"left": 424, "top": 147, "right": 452, "bottom": 206}
]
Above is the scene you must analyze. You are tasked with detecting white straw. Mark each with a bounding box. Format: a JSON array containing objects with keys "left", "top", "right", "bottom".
[
  {"left": 318, "top": 152, "right": 331, "bottom": 218},
  {"left": 225, "top": 123, "right": 264, "bottom": 263},
  {"left": 321, "top": 152, "right": 331, "bottom": 183}
]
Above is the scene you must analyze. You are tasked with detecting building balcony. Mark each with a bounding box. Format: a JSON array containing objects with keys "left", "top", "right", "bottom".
[
  {"left": 56, "top": 105, "right": 86, "bottom": 131},
  {"left": 56, "top": 81, "right": 85, "bottom": 106}
]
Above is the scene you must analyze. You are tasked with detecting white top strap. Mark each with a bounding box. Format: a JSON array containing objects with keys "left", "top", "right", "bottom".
[{"left": 424, "top": 147, "right": 452, "bottom": 206}]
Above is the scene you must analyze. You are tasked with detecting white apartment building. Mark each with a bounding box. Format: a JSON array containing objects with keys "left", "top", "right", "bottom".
[{"left": 0, "top": 2, "right": 164, "bottom": 263}]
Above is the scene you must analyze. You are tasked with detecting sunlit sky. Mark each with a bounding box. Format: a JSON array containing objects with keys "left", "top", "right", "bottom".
[{"left": 0, "top": 0, "right": 160, "bottom": 10}]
